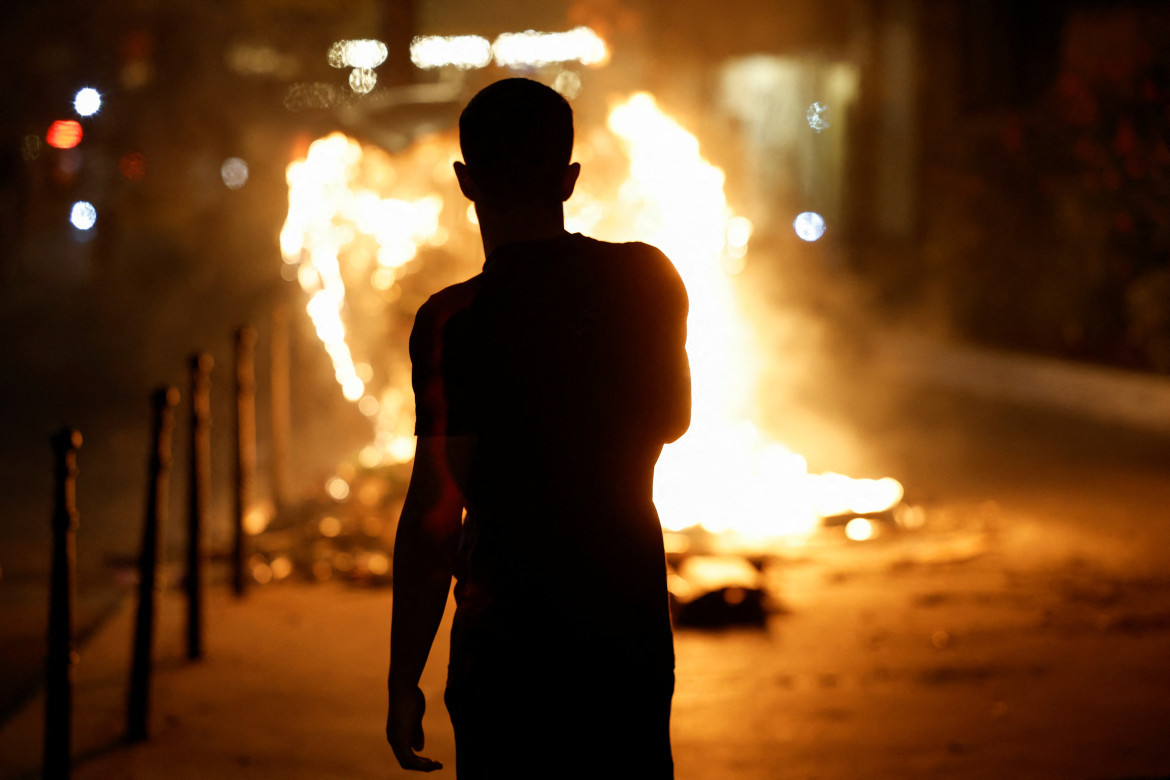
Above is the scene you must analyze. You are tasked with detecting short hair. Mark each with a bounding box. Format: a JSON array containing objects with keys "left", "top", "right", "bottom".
[{"left": 459, "top": 78, "right": 574, "bottom": 202}]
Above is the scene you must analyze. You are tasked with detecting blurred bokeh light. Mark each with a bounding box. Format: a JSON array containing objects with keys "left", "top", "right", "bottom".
[
  {"left": 806, "top": 101, "right": 830, "bottom": 132},
  {"left": 73, "top": 87, "right": 102, "bottom": 117},
  {"left": 46, "top": 119, "right": 82, "bottom": 149},
  {"left": 69, "top": 201, "right": 97, "bottom": 230},
  {"left": 409, "top": 35, "right": 492, "bottom": 70},
  {"left": 793, "top": 211, "right": 826, "bottom": 241},
  {"left": 220, "top": 157, "right": 249, "bottom": 189}
]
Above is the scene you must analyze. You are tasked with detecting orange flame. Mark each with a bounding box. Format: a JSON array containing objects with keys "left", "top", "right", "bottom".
[{"left": 281, "top": 93, "right": 903, "bottom": 541}]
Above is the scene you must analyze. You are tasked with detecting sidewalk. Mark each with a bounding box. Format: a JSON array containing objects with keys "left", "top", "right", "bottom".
[
  {"left": 4, "top": 514, "right": 1170, "bottom": 779},
  {"left": 0, "top": 583, "right": 448, "bottom": 780}
]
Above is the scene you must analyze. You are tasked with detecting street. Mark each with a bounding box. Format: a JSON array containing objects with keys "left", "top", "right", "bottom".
[{"left": 4, "top": 342, "right": 1170, "bottom": 778}]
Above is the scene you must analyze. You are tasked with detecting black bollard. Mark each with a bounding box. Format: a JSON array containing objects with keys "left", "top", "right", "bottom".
[
  {"left": 270, "top": 307, "right": 291, "bottom": 518},
  {"left": 45, "top": 428, "right": 81, "bottom": 778},
  {"left": 186, "top": 353, "right": 213, "bottom": 661},
  {"left": 127, "top": 386, "right": 179, "bottom": 743},
  {"left": 233, "top": 327, "right": 257, "bottom": 597}
]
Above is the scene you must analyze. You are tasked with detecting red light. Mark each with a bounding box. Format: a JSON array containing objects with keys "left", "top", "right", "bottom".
[
  {"left": 119, "top": 151, "right": 146, "bottom": 180},
  {"left": 47, "top": 120, "right": 83, "bottom": 149}
]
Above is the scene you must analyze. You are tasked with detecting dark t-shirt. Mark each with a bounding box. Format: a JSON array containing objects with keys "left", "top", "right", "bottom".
[{"left": 410, "top": 232, "right": 689, "bottom": 683}]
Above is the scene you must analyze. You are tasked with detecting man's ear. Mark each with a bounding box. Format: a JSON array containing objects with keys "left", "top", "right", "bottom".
[
  {"left": 453, "top": 161, "right": 479, "bottom": 202},
  {"left": 561, "top": 162, "right": 581, "bottom": 202}
]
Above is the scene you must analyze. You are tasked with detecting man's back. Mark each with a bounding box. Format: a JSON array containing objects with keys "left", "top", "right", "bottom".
[{"left": 438, "top": 232, "right": 688, "bottom": 620}]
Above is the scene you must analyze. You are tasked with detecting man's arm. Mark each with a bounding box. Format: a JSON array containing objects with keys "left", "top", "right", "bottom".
[
  {"left": 386, "top": 434, "right": 468, "bottom": 772},
  {"left": 660, "top": 282, "right": 690, "bottom": 444},
  {"left": 641, "top": 244, "right": 691, "bottom": 444}
]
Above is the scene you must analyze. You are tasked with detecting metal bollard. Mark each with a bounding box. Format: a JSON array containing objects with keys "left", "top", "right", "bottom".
[
  {"left": 186, "top": 353, "right": 213, "bottom": 661},
  {"left": 270, "top": 307, "right": 291, "bottom": 518},
  {"left": 45, "top": 428, "right": 82, "bottom": 778},
  {"left": 233, "top": 327, "right": 257, "bottom": 597},
  {"left": 127, "top": 386, "right": 179, "bottom": 743}
]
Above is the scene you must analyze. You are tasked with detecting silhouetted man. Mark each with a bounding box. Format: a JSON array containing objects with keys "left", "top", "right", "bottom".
[{"left": 387, "top": 78, "right": 690, "bottom": 778}]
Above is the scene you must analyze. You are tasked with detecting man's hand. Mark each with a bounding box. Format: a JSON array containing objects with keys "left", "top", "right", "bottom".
[
  {"left": 387, "top": 684, "right": 443, "bottom": 772},
  {"left": 387, "top": 436, "right": 464, "bottom": 773}
]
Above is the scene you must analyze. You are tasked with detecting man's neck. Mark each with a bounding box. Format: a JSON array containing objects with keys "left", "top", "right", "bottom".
[{"left": 475, "top": 199, "right": 568, "bottom": 258}]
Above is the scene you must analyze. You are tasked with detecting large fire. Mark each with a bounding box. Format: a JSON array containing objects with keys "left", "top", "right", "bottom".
[{"left": 280, "top": 92, "right": 903, "bottom": 545}]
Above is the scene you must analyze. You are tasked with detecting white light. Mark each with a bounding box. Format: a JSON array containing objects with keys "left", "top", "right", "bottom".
[
  {"left": 388, "top": 436, "right": 416, "bottom": 463},
  {"left": 845, "top": 517, "right": 876, "bottom": 541},
  {"left": 793, "top": 211, "right": 826, "bottom": 242},
  {"left": 342, "top": 376, "right": 365, "bottom": 401},
  {"left": 348, "top": 67, "right": 377, "bottom": 94},
  {"left": 492, "top": 27, "right": 608, "bottom": 69},
  {"left": 410, "top": 35, "right": 492, "bottom": 70},
  {"left": 328, "top": 39, "right": 388, "bottom": 69},
  {"left": 726, "top": 215, "right": 753, "bottom": 249},
  {"left": 553, "top": 69, "right": 582, "bottom": 99},
  {"left": 806, "top": 102, "right": 831, "bottom": 133},
  {"left": 74, "top": 88, "right": 102, "bottom": 117},
  {"left": 70, "top": 201, "right": 97, "bottom": 230},
  {"left": 409, "top": 28, "right": 607, "bottom": 71},
  {"left": 221, "top": 157, "right": 249, "bottom": 189}
]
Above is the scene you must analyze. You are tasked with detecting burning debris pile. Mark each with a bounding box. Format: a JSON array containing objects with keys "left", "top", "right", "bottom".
[
  {"left": 266, "top": 89, "right": 918, "bottom": 615},
  {"left": 243, "top": 461, "right": 408, "bottom": 588}
]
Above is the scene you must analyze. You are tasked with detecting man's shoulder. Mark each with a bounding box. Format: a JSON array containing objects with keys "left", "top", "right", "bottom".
[
  {"left": 575, "top": 235, "right": 679, "bottom": 282},
  {"left": 578, "top": 235, "right": 686, "bottom": 303},
  {"left": 409, "top": 275, "right": 484, "bottom": 358},
  {"left": 416, "top": 274, "right": 483, "bottom": 325},
  {"left": 575, "top": 234, "right": 668, "bottom": 262}
]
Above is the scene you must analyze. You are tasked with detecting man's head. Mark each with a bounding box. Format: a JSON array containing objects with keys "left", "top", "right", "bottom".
[{"left": 455, "top": 78, "right": 578, "bottom": 205}]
